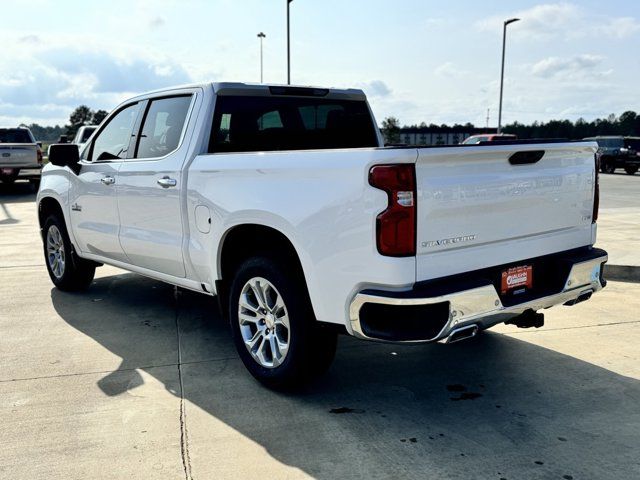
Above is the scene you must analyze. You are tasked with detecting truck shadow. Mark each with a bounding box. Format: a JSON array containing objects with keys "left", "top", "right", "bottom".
[
  {"left": 50, "top": 272, "right": 639, "bottom": 479},
  {"left": 0, "top": 182, "right": 36, "bottom": 225}
]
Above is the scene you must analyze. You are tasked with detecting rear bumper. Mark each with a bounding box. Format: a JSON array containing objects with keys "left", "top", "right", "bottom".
[
  {"left": 349, "top": 247, "right": 608, "bottom": 344},
  {"left": 0, "top": 165, "right": 41, "bottom": 178},
  {"left": 17, "top": 166, "right": 42, "bottom": 179}
]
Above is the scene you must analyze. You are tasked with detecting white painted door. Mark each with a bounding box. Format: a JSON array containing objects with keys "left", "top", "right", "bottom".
[
  {"left": 116, "top": 94, "right": 195, "bottom": 278},
  {"left": 69, "top": 102, "right": 142, "bottom": 262}
]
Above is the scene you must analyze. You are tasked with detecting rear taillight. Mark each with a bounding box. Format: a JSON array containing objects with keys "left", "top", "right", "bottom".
[
  {"left": 37, "top": 148, "right": 43, "bottom": 165},
  {"left": 369, "top": 164, "right": 416, "bottom": 256},
  {"left": 593, "top": 153, "right": 599, "bottom": 223}
]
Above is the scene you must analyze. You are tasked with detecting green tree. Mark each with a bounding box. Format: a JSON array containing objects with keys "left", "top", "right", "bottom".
[
  {"left": 92, "top": 109, "right": 109, "bottom": 125},
  {"left": 66, "top": 105, "right": 94, "bottom": 137},
  {"left": 381, "top": 117, "right": 401, "bottom": 144}
]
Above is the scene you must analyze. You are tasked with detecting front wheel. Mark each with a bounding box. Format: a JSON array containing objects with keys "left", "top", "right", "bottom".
[
  {"left": 625, "top": 166, "right": 638, "bottom": 175},
  {"left": 43, "top": 215, "right": 96, "bottom": 291},
  {"left": 229, "top": 256, "right": 337, "bottom": 389}
]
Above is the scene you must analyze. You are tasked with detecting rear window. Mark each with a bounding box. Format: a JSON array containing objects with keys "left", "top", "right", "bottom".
[
  {"left": 80, "top": 127, "right": 96, "bottom": 143},
  {"left": 0, "top": 128, "right": 33, "bottom": 143},
  {"left": 209, "top": 95, "right": 378, "bottom": 153}
]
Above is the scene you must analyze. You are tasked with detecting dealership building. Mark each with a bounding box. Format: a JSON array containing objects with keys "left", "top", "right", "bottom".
[{"left": 386, "top": 126, "right": 498, "bottom": 145}]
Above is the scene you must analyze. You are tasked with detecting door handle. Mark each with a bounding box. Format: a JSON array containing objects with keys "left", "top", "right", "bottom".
[
  {"left": 157, "top": 176, "right": 177, "bottom": 188},
  {"left": 101, "top": 176, "right": 116, "bottom": 185}
]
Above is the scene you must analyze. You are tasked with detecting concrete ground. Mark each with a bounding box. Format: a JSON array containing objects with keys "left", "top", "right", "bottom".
[
  {"left": 597, "top": 173, "right": 640, "bottom": 271},
  {"left": 1, "top": 179, "right": 639, "bottom": 479}
]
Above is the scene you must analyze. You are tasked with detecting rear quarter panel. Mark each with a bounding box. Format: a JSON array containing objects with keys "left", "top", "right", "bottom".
[{"left": 185, "top": 148, "right": 417, "bottom": 326}]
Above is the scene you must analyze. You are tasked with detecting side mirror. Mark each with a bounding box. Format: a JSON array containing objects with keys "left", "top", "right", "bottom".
[{"left": 48, "top": 143, "right": 81, "bottom": 174}]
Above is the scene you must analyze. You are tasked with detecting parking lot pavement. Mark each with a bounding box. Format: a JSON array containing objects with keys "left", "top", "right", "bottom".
[
  {"left": 597, "top": 173, "right": 640, "bottom": 269},
  {"left": 1, "top": 180, "right": 640, "bottom": 479}
]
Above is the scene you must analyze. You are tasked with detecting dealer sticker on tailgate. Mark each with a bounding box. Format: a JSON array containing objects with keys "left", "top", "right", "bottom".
[{"left": 501, "top": 265, "right": 533, "bottom": 294}]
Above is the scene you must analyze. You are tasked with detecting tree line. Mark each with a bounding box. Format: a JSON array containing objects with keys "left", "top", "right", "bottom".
[
  {"left": 381, "top": 111, "right": 640, "bottom": 144},
  {"left": 19, "top": 105, "right": 109, "bottom": 142}
]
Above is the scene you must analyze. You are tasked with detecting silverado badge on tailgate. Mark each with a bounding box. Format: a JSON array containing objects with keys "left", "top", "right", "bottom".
[{"left": 501, "top": 265, "right": 533, "bottom": 294}]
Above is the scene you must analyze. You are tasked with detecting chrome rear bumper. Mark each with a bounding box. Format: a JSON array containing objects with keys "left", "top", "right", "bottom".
[{"left": 349, "top": 250, "right": 608, "bottom": 344}]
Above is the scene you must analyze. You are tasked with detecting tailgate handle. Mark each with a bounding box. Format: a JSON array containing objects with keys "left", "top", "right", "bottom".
[{"left": 509, "top": 150, "right": 545, "bottom": 165}]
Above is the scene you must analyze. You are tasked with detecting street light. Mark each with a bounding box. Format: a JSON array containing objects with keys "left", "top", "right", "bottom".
[
  {"left": 257, "top": 32, "right": 266, "bottom": 83},
  {"left": 287, "top": 0, "right": 293, "bottom": 84},
  {"left": 497, "top": 17, "right": 520, "bottom": 134}
]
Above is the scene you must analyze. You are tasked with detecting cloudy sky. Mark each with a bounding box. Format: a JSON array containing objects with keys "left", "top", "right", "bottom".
[{"left": 1, "top": 0, "right": 638, "bottom": 127}]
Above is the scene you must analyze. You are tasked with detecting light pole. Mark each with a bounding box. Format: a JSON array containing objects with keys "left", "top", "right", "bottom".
[
  {"left": 497, "top": 17, "right": 520, "bottom": 134},
  {"left": 257, "top": 32, "right": 266, "bottom": 83},
  {"left": 287, "top": 0, "right": 293, "bottom": 84}
]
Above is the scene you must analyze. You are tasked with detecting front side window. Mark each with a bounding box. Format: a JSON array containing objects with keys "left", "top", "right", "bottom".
[
  {"left": 135, "top": 95, "right": 192, "bottom": 159},
  {"left": 209, "top": 95, "right": 378, "bottom": 153},
  {"left": 90, "top": 103, "right": 140, "bottom": 161}
]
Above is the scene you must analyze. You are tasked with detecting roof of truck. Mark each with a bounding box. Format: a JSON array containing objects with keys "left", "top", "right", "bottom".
[{"left": 126, "top": 82, "right": 367, "bottom": 102}]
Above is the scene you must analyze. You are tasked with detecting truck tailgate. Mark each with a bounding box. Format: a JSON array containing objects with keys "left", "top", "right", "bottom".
[
  {"left": 415, "top": 142, "right": 597, "bottom": 281},
  {"left": 0, "top": 144, "right": 38, "bottom": 167}
]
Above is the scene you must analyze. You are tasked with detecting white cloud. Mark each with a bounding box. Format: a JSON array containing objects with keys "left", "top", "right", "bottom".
[
  {"left": 0, "top": 37, "right": 193, "bottom": 126},
  {"left": 149, "top": 16, "right": 165, "bottom": 29},
  {"left": 476, "top": 3, "right": 639, "bottom": 41},
  {"left": 597, "top": 17, "right": 640, "bottom": 39},
  {"left": 435, "top": 62, "right": 470, "bottom": 79},
  {"left": 476, "top": 3, "right": 579, "bottom": 39},
  {"left": 359, "top": 80, "right": 392, "bottom": 98},
  {"left": 532, "top": 54, "right": 607, "bottom": 78}
]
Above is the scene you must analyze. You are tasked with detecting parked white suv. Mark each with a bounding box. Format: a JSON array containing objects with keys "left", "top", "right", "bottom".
[{"left": 37, "top": 82, "right": 607, "bottom": 388}]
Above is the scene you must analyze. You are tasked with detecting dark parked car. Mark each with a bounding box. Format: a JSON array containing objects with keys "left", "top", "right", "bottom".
[{"left": 584, "top": 136, "right": 640, "bottom": 175}]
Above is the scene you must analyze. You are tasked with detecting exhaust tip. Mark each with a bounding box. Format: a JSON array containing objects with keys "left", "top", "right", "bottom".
[{"left": 443, "top": 324, "right": 479, "bottom": 344}]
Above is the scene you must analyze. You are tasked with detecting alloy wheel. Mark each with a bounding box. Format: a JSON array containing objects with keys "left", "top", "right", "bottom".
[
  {"left": 46, "top": 225, "right": 66, "bottom": 279},
  {"left": 238, "top": 277, "right": 290, "bottom": 368}
]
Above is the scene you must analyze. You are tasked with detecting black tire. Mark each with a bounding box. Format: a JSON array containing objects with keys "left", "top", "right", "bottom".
[
  {"left": 601, "top": 158, "right": 615, "bottom": 174},
  {"left": 228, "top": 256, "right": 337, "bottom": 389},
  {"left": 43, "top": 214, "right": 95, "bottom": 291},
  {"left": 30, "top": 179, "right": 41, "bottom": 191},
  {"left": 0, "top": 174, "right": 17, "bottom": 184},
  {"left": 625, "top": 166, "right": 638, "bottom": 175}
]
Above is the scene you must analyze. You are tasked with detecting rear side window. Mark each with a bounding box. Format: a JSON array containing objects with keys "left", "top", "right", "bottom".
[
  {"left": 135, "top": 95, "right": 192, "bottom": 159},
  {"left": 209, "top": 95, "right": 378, "bottom": 153},
  {"left": 0, "top": 129, "right": 33, "bottom": 143}
]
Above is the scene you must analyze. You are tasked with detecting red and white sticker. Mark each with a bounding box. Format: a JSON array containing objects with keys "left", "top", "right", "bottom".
[{"left": 501, "top": 265, "right": 533, "bottom": 294}]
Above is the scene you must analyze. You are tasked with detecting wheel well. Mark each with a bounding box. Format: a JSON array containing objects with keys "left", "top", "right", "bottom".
[
  {"left": 217, "top": 224, "right": 309, "bottom": 315},
  {"left": 38, "top": 197, "right": 64, "bottom": 232}
]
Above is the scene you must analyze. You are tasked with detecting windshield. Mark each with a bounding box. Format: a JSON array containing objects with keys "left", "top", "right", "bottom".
[
  {"left": 0, "top": 128, "right": 34, "bottom": 143},
  {"left": 597, "top": 137, "right": 624, "bottom": 148}
]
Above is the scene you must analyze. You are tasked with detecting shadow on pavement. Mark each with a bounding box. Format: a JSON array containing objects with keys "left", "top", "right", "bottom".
[
  {"left": 51, "top": 272, "right": 640, "bottom": 479},
  {"left": 0, "top": 182, "right": 36, "bottom": 225}
]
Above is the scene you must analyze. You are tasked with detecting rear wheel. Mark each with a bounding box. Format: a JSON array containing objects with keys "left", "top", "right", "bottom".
[
  {"left": 625, "top": 166, "right": 638, "bottom": 175},
  {"left": 43, "top": 214, "right": 95, "bottom": 291},
  {"left": 601, "top": 158, "right": 615, "bottom": 174},
  {"left": 229, "top": 256, "right": 337, "bottom": 389}
]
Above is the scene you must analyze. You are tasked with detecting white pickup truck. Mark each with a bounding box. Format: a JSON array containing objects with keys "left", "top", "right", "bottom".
[
  {"left": 37, "top": 82, "right": 608, "bottom": 388},
  {"left": 1, "top": 127, "right": 43, "bottom": 188}
]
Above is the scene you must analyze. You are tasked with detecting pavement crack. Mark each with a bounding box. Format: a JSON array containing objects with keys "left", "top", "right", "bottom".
[
  {"left": 175, "top": 287, "right": 193, "bottom": 480},
  {"left": 504, "top": 319, "right": 640, "bottom": 335}
]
